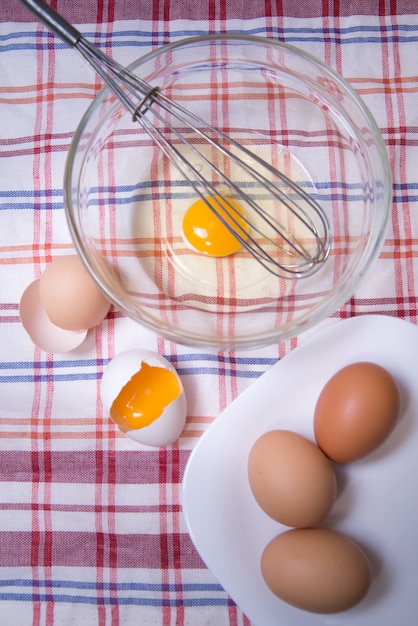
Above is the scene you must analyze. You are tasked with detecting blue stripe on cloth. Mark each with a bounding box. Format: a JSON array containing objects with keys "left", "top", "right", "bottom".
[
  {"left": 1, "top": 23, "right": 418, "bottom": 52},
  {"left": 0, "top": 360, "right": 109, "bottom": 369},
  {"left": 6, "top": 191, "right": 417, "bottom": 207},
  {"left": 0, "top": 373, "right": 102, "bottom": 383},
  {"left": 0, "top": 190, "right": 63, "bottom": 198},
  {"left": 1, "top": 184, "right": 386, "bottom": 210},
  {"left": 0, "top": 593, "right": 232, "bottom": 606},
  {"left": 0, "top": 368, "right": 269, "bottom": 383},
  {"left": 0, "top": 356, "right": 277, "bottom": 369},
  {"left": 0, "top": 202, "right": 64, "bottom": 211},
  {"left": 0, "top": 354, "right": 276, "bottom": 383},
  {"left": 0, "top": 579, "right": 230, "bottom": 607},
  {"left": 0, "top": 579, "right": 224, "bottom": 591},
  {"left": 2, "top": 23, "right": 418, "bottom": 41}
]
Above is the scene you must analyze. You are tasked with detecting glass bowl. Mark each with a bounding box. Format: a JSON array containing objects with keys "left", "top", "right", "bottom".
[{"left": 64, "top": 34, "right": 391, "bottom": 350}]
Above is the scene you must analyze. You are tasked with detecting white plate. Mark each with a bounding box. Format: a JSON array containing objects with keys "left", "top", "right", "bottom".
[{"left": 182, "top": 315, "right": 418, "bottom": 625}]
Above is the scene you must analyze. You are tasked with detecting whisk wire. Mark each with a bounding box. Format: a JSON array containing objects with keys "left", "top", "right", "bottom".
[
  {"left": 78, "top": 37, "right": 327, "bottom": 275},
  {"left": 21, "top": 0, "right": 331, "bottom": 280},
  {"left": 134, "top": 115, "right": 321, "bottom": 276},
  {"left": 131, "top": 91, "right": 330, "bottom": 273}
]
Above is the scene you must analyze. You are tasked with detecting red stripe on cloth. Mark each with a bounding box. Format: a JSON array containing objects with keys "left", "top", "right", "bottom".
[
  {"left": 8, "top": 0, "right": 418, "bottom": 21},
  {"left": 0, "top": 502, "right": 183, "bottom": 514},
  {"left": 91, "top": 22, "right": 119, "bottom": 625},
  {"left": 95, "top": 0, "right": 104, "bottom": 24},
  {"left": 387, "top": 15, "right": 416, "bottom": 324},
  {"left": 207, "top": 0, "right": 215, "bottom": 22},
  {"left": 30, "top": 24, "right": 57, "bottom": 626},
  {"left": 0, "top": 532, "right": 206, "bottom": 569},
  {"left": 378, "top": 15, "right": 403, "bottom": 318},
  {"left": 158, "top": 442, "right": 187, "bottom": 623},
  {"left": 159, "top": 448, "right": 171, "bottom": 626},
  {"left": 0, "top": 450, "right": 190, "bottom": 484},
  {"left": 150, "top": 0, "right": 170, "bottom": 45},
  {"left": 379, "top": 0, "right": 398, "bottom": 15}
]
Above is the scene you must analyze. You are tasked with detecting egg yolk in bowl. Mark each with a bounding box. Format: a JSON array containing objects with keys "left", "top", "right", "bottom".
[{"left": 182, "top": 195, "right": 248, "bottom": 257}]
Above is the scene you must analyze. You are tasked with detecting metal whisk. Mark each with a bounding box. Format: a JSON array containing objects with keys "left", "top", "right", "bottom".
[{"left": 20, "top": 0, "right": 331, "bottom": 279}]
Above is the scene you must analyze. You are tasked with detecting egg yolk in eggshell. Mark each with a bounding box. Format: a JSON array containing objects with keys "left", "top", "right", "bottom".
[
  {"left": 182, "top": 195, "right": 248, "bottom": 257},
  {"left": 110, "top": 362, "right": 181, "bottom": 432}
]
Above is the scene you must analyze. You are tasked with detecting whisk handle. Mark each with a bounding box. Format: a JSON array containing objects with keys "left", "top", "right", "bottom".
[{"left": 18, "top": 0, "right": 81, "bottom": 47}]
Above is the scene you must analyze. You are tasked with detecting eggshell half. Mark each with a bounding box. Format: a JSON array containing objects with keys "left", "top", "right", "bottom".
[
  {"left": 20, "top": 279, "right": 87, "bottom": 353},
  {"left": 100, "top": 349, "right": 187, "bottom": 447},
  {"left": 124, "top": 392, "right": 187, "bottom": 447}
]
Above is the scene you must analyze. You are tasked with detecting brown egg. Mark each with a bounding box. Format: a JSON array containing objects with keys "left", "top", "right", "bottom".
[
  {"left": 39, "top": 255, "right": 111, "bottom": 331},
  {"left": 248, "top": 430, "right": 337, "bottom": 527},
  {"left": 314, "top": 362, "right": 401, "bottom": 463},
  {"left": 261, "top": 528, "right": 372, "bottom": 614}
]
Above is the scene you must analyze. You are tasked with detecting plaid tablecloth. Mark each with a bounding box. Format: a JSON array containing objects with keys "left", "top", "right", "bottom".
[{"left": 1, "top": 1, "right": 417, "bottom": 624}]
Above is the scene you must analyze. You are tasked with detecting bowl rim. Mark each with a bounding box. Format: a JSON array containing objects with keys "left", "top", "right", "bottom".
[{"left": 64, "top": 33, "right": 392, "bottom": 350}]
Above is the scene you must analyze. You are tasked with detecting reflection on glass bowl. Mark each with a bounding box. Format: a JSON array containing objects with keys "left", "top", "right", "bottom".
[{"left": 64, "top": 34, "right": 391, "bottom": 349}]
